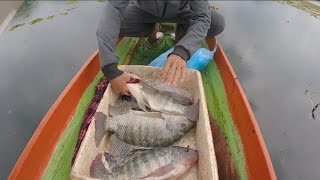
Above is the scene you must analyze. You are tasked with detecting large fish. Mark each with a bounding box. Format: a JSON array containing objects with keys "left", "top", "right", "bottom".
[
  {"left": 90, "top": 146, "right": 198, "bottom": 180},
  {"left": 127, "top": 81, "right": 199, "bottom": 121},
  {"left": 105, "top": 111, "right": 195, "bottom": 147}
]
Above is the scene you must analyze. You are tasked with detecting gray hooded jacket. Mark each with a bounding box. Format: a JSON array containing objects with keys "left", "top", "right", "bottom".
[{"left": 97, "top": 0, "right": 211, "bottom": 81}]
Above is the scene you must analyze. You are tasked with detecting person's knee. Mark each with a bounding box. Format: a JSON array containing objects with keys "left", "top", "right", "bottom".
[
  {"left": 119, "top": 23, "right": 154, "bottom": 37},
  {"left": 207, "top": 10, "right": 225, "bottom": 37}
]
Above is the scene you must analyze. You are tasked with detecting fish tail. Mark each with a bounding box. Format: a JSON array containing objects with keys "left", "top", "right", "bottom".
[
  {"left": 185, "top": 100, "right": 200, "bottom": 122},
  {"left": 90, "top": 153, "right": 109, "bottom": 179}
]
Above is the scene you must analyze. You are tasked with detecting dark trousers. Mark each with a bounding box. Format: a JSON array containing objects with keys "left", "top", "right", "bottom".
[{"left": 119, "top": 3, "right": 225, "bottom": 38}]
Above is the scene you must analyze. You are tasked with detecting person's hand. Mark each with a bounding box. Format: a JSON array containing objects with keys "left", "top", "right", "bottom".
[
  {"left": 110, "top": 72, "right": 139, "bottom": 95},
  {"left": 160, "top": 54, "right": 186, "bottom": 85}
]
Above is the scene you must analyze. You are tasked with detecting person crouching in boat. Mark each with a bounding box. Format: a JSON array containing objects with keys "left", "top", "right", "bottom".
[{"left": 97, "top": 0, "right": 225, "bottom": 95}]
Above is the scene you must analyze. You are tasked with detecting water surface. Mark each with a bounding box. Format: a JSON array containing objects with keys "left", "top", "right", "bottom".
[
  {"left": 0, "top": 1, "right": 104, "bottom": 178},
  {"left": 214, "top": 1, "right": 320, "bottom": 179}
]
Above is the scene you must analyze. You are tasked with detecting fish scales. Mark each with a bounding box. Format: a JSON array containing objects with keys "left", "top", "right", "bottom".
[
  {"left": 142, "top": 78, "right": 194, "bottom": 105},
  {"left": 90, "top": 146, "right": 199, "bottom": 180},
  {"left": 119, "top": 149, "right": 172, "bottom": 179},
  {"left": 144, "top": 85, "right": 186, "bottom": 114},
  {"left": 105, "top": 112, "right": 195, "bottom": 147}
]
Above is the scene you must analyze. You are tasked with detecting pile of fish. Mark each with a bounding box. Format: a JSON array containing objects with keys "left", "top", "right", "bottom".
[{"left": 90, "top": 77, "right": 200, "bottom": 180}]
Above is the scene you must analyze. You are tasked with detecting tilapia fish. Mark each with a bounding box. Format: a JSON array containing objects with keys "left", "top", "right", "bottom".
[
  {"left": 127, "top": 81, "right": 199, "bottom": 121},
  {"left": 90, "top": 146, "right": 198, "bottom": 180},
  {"left": 105, "top": 111, "right": 195, "bottom": 147}
]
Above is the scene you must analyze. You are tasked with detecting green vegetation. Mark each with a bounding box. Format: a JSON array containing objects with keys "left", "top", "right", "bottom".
[
  {"left": 278, "top": 0, "right": 320, "bottom": 19},
  {"left": 59, "top": 12, "right": 69, "bottom": 16},
  {"left": 9, "top": 0, "right": 105, "bottom": 32},
  {"left": 29, "top": 18, "right": 44, "bottom": 25},
  {"left": 9, "top": 23, "right": 26, "bottom": 31},
  {"left": 46, "top": 15, "right": 56, "bottom": 20},
  {"left": 67, "top": 0, "right": 79, "bottom": 5},
  {"left": 66, "top": 7, "right": 78, "bottom": 12}
]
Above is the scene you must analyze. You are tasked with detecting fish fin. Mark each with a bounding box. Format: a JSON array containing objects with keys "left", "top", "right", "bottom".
[
  {"left": 90, "top": 153, "right": 108, "bottom": 179},
  {"left": 185, "top": 100, "right": 200, "bottom": 122},
  {"left": 127, "top": 84, "right": 149, "bottom": 111},
  {"left": 108, "top": 104, "right": 117, "bottom": 117},
  {"left": 109, "top": 134, "right": 140, "bottom": 156},
  {"left": 104, "top": 152, "right": 126, "bottom": 172},
  {"left": 94, "top": 112, "right": 107, "bottom": 147},
  {"left": 139, "top": 162, "right": 175, "bottom": 179},
  {"left": 136, "top": 96, "right": 149, "bottom": 112}
]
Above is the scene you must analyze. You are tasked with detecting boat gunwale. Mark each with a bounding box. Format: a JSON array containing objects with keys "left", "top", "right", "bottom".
[{"left": 214, "top": 43, "right": 276, "bottom": 179}]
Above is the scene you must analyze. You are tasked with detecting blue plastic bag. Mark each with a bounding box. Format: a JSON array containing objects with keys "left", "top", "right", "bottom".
[
  {"left": 148, "top": 48, "right": 174, "bottom": 68},
  {"left": 148, "top": 44, "right": 217, "bottom": 70}
]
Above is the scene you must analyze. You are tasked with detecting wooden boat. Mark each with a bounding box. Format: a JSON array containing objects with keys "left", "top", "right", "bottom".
[{"left": 9, "top": 35, "right": 276, "bottom": 179}]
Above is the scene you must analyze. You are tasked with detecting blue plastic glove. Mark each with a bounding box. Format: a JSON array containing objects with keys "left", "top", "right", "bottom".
[
  {"left": 148, "top": 45, "right": 217, "bottom": 70},
  {"left": 148, "top": 48, "right": 174, "bottom": 68}
]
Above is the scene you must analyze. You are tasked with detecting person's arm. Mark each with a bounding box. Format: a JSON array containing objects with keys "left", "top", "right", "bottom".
[
  {"left": 160, "top": 1, "right": 211, "bottom": 84},
  {"left": 171, "top": 1, "right": 211, "bottom": 61},
  {"left": 97, "top": 0, "right": 130, "bottom": 81}
]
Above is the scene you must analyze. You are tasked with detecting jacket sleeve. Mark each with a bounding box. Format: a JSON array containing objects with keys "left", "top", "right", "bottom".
[
  {"left": 97, "top": 0, "right": 130, "bottom": 81},
  {"left": 171, "top": 1, "right": 211, "bottom": 61}
]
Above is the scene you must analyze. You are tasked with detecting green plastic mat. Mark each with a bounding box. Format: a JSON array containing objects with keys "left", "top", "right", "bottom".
[{"left": 201, "top": 62, "right": 247, "bottom": 180}]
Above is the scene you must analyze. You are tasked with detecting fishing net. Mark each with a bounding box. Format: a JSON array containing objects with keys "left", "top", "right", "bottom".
[{"left": 130, "top": 35, "right": 175, "bottom": 65}]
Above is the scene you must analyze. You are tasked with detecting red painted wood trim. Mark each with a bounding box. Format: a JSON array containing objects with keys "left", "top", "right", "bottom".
[{"left": 215, "top": 43, "right": 276, "bottom": 180}]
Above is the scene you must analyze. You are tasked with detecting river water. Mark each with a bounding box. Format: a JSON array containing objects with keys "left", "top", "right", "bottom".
[{"left": 0, "top": 1, "right": 320, "bottom": 179}]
